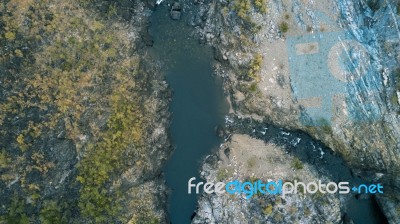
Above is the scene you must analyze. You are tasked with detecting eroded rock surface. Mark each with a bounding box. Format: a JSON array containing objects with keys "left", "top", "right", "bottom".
[{"left": 193, "top": 134, "right": 342, "bottom": 223}]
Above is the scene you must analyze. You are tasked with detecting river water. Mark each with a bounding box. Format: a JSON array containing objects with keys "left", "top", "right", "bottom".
[{"left": 149, "top": 2, "right": 228, "bottom": 223}]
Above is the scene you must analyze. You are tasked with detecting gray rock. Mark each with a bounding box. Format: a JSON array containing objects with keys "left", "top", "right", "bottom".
[
  {"left": 215, "top": 125, "right": 225, "bottom": 137},
  {"left": 141, "top": 27, "right": 154, "bottom": 47},
  {"left": 170, "top": 2, "right": 182, "bottom": 20}
]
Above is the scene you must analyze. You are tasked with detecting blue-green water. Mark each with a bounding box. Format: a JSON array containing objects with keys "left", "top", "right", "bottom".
[{"left": 149, "top": 3, "right": 228, "bottom": 223}]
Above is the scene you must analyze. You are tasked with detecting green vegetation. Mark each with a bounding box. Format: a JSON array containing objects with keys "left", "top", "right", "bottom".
[
  {"left": 248, "top": 53, "right": 263, "bottom": 80},
  {"left": 234, "top": 0, "right": 252, "bottom": 20},
  {"left": 291, "top": 157, "right": 304, "bottom": 170},
  {"left": 254, "top": 0, "right": 267, "bottom": 14},
  {"left": 16, "top": 134, "right": 28, "bottom": 152},
  {"left": 0, "top": 151, "right": 10, "bottom": 169},
  {"left": 217, "top": 168, "right": 233, "bottom": 181},
  {"left": 39, "top": 201, "right": 64, "bottom": 224},
  {"left": 249, "top": 82, "right": 258, "bottom": 92},
  {"left": 0, "top": 0, "right": 160, "bottom": 223},
  {"left": 231, "top": 0, "right": 267, "bottom": 25},
  {"left": 262, "top": 204, "right": 273, "bottom": 216},
  {"left": 77, "top": 90, "right": 145, "bottom": 222},
  {"left": 5, "top": 31, "right": 16, "bottom": 41},
  {"left": 2, "top": 196, "right": 30, "bottom": 224},
  {"left": 279, "top": 21, "right": 289, "bottom": 33}
]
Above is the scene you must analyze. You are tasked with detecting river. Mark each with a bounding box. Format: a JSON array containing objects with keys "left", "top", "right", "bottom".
[{"left": 149, "top": 2, "right": 229, "bottom": 223}]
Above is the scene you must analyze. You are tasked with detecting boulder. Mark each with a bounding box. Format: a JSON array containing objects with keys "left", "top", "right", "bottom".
[{"left": 170, "top": 2, "right": 182, "bottom": 20}]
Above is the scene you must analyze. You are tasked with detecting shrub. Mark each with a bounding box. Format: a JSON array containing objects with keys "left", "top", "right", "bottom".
[
  {"left": 217, "top": 169, "right": 233, "bottom": 181},
  {"left": 16, "top": 134, "right": 28, "bottom": 152},
  {"left": 0, "top": 151, "right": 10, "bottom": 169},
  {"left": 5, "top": 31, "right": 16, "bottom": 41},
  {"left": 249, "top": 82, "right": 258, "bottom": 92},
  {"left": 39, "top": 201, "right": 63, "bottom": 224},
  {"left": 254, "top": 0, "right": 267, "bottom": 13},
  {"left": 291, "top": 157, "right": 304, "bottom": 170},
  {"left": 14, "top": 49, "right": 24, "bottom": 57},
  {"left": 263, "top": 204, "right": 273, "bottom": 216},
  {"left": 248, "top": 54, "right": 263, "bottom": 80},
  {"left": 279, "top": 21, "right": 289, "bottom": 33},
  {"left": 234, "top": 0, "right": 252, "bottom": 20},
  {"left": 2, "top": 197, "right": 30, "bottom": 224}
]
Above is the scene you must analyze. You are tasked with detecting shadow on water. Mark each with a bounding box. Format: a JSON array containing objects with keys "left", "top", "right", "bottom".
[{"left": 148, "top": 2, "right": 228, "bottom": 223}]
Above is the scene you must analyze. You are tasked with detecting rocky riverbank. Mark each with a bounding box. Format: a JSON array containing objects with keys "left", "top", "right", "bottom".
[
  {"left": 190, "top": 0, "right": 400, "bottom": 223},
  {"left": 193, "top": 134, "right": 343, "bottom": 223},
  {"left": 0, "top": 0, "right": 171, "bottom": 223},
  {"left": 195, "top": 115, "right": 391, "bottom": 223}
]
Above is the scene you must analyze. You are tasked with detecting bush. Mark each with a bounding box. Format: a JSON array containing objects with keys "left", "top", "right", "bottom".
[
  {"left": 2, "top": 197, "right": 30, "bottom": 224},
  {"left": 39, "top": 201, "right": 63, "bottom": 224},
  {"left": 5, "top": 31, "right": 16, "bottom": 41},
  {"left": 291, "top": 158, "right": 304, "bottom": 170},
  {"left": 254, "top": 0, "right": 267, "bottom": 13},
  {"left": 263, "top": 204, "right": 273, "bottom": 216},
  {"left": 0, "top": 151, "right": 10, "bottom": 169},
  {"left": 234, "top": 0, "right": 252, "bottom": 20},
  {"left": 279, "top": 21, "right": 289, "bottom": 33},
  {"left": 248, "top": 54, "right": 263, "bottom": 80},
  {"left": 249, "top": 82, "right": 258, "bottom": 92}
]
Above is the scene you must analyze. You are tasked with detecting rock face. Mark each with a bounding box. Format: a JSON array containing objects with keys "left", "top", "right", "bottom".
[
  {"left": 190, "top": 0, "right": 400, "bottom": 222},
  {"left": 193, "top": 134, "right": 342, "bottom": 223},
  {"left": 170, "top": 2, "right": 182, "bottom": 20}
]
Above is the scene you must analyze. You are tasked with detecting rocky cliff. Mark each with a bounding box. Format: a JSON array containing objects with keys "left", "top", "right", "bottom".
[{"left": 191, "top": 0, "right": 400, "bottom": 222}]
